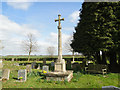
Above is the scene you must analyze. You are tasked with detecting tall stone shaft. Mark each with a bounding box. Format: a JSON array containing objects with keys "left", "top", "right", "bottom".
[{"left": 55, "top": 14, "right": 64, "bottom": 62}]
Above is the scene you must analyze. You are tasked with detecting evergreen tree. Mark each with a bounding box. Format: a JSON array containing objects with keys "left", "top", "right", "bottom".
[{"left": 71, "top": 2, "right": 120, "bottom": 72}]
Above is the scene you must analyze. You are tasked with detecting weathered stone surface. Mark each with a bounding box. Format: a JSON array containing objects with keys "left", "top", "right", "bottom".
[
  {"left": 51, "top": 62, "right": 54, "bottom": 67},
  {"left": 45, "top": 15, "right": 73, "bottom": 82},
  {"left": 43, "top": 59, "right": 46, "bottom": 65},
  {"left": 72, "top": 56, "right": 75, "bottom": 63},
  {"left": 42, "top": 65, "right": 49, "bottom": 73},
  {"left": 46, "top": 70, "right": 73, "bottom": 82},
  {"left": 18, "top": 69, "right": 27, "bottom": 81},
  {"left": 2, "top": 69, "right": 10, "bottom": 80},
  {"left": 55, "top": 59, "right": 66, "bottom": 72},
  {"left": 67, "top": 60, "right": 72, "bottom": 70},
  {"left": 31, "top": 62, "right": 36, "bottom": 69},
  {"left": 12, "top": 58, "right": 14, "bottom": 61},
  {"left": 26, "top": 65, "right": 32, "bottom": 73}
]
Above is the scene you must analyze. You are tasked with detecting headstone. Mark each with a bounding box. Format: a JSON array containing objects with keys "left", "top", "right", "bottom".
[
  {"left": 18, "top": 69, "right": 27, "bottom": 81},
  {"left": 14, "top": 63, "right": 19, "bottom": 66},
  {"left": 26, "top": 65, "right": 32, "bottom": 73},
  {"left": 2, "top": 69, "right": 10, "bottom": 80},
  {"left": 72, "top": 56, "right": 75, "bottom": 63},
  {"left": 37, "top": 64, "right": 41, "bottom": 69},
  {"left": 43, "top": 59, "right": 46, "bottom": 65},
  {"left": 67, "top": 60, "right": 71, "bottom": 69},
  {"left": 67, "top": 60, "right": 71, "bottom": 64},
  {"left": 12, "top": 58, "right": 14, "bottom": 61},
  {"left": 71, "top": 62, "right": 80, "bottom": 71},
  {"left": 42, "top": 65, "right": 49, "bottom": 73},
  {"left": 51, "top": 62, "right": 54, "bottom": 67},
  {"left": 31, "top": 62, "right": 36, "bottom": 69}
]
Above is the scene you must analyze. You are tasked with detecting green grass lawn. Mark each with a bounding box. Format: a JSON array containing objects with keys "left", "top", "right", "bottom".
[{"left": 2, "top": 61, "right": 119, "bottom": 88}]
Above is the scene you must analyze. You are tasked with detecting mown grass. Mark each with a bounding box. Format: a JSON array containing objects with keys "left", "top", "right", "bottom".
[{"left": 2, "top": 61, "right": 119, "bottom": 88}]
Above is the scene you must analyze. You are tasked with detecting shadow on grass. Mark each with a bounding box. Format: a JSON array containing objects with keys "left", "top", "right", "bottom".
[{"left": 12, "top": 77, "right": 18, "bottom": 80}]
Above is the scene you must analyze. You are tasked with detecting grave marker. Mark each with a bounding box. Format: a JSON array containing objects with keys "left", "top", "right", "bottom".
[
  {"left": 51, "top": 62, "right": 54, "bottom": 67},
  {"left": 67, "top": 60, "right": 71, "bottom": 69},
  {"left": 2, "top": 69, "right": 10, "bottom": 80},
  {"left": 12, "top": 58, "right": 14, "bottom": 61},
  {"left": 18, "top": 69, "right": 27, "bottom": 81},
  {"left": 31, "top": 62, "right": 36, "bottom": 69},
  {"left": 43, "top": 59, "right": 46, "bottom": 65},
  {"left": 72, "top": 56, "right": 75, "bottom": 63},
  {"left": 42, "top": 65, "right": 49, "bottom": 73},
  {"left": 26, "top": 65, "right": 32, "bottom": 73}
]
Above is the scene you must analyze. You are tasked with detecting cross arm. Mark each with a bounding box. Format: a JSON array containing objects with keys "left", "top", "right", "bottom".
[
  {"left": 60, "top": 18, "right": 64, "bottom": 21},
  {"left": 55, "top": 19, "right": 59, "bottom": 22}
]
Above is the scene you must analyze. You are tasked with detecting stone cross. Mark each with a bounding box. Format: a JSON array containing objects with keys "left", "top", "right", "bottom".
[
  {"left": 54, "top": 14, "right": 66, "bottom": 72},
  {"left": 55, "top": 14, "right": 64, "bottom": 62}
]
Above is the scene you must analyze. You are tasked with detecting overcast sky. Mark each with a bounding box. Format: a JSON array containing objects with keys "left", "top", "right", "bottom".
[{"left": 0, "top": 1, "right": 83, "bottom": 55}]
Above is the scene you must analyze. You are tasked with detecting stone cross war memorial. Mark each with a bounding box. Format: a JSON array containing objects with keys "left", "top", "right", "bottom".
[{"left": 45, "top": 14, "right": 73, "bottom": 82}]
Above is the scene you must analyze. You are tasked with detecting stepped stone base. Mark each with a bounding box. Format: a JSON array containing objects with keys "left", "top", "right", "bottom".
[
  {"left": 55, "top": 59, "right": 66, "bottom": 72},
  {"left": 45, "top": 70, "right": 73, "bottom": 82}
]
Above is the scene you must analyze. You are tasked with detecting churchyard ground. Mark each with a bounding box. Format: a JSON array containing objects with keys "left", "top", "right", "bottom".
[{"left": 1, "top": 61, "right": 119, "bottom": 88}]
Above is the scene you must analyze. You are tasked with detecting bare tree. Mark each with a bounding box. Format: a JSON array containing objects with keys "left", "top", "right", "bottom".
[
  {"left": 22, "top": 33, "right": 38, "bottom": 61},
  {"left": 0, "top": 40, "right": 4, "bottom": 50},
  {"left": 47, "top": 46, "right": 56, "bottom": 57},
  {"left": 63, "top": 35, "right": 74, "bottom": 55}
]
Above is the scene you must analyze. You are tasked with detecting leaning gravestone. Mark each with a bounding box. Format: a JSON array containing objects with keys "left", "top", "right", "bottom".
[
  {"left": 51, "top": 62, "right": 54, "bottom": 67},
  {"left": 2, "top": 69, "right": 10, "bottom": 80},
  {"left": 26, "top": 65, "right": 32, "bottom": 73},
  {"left": 18, "top": 69, "right": 27, "bottom": 81},
  {"left": 31, "top": 62, "right": 36, "bottom": 69},
  {"left": 42, "top": 65, "right": 49, "bottom": 73}
]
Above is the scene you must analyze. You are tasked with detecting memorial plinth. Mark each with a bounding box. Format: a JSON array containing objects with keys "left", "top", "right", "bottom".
[{"left": 45, "top": 14, "right": 73, "bottom": 82}]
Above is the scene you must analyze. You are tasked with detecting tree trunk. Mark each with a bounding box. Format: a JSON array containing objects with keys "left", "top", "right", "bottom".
[
  {"left": 118, "top": 52, "right": 120, "bottom": 65},
  {"left": 109, "top": 50, "right": 118, "bottom": 72},
  {"left": 28, "top": 51, "right": 31, "bottom": 61},
  {"left": 95, "top": 51, "right": 102, "bottom": 64},
  {"left": 101, "top": 50, "right": 107, "bottom": 65}
]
